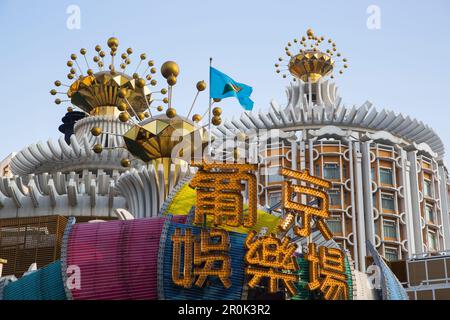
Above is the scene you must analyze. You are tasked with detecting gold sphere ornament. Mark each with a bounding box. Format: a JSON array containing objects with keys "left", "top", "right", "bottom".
[
  {"left": 70, "top": 54, "right": 77, "bottom": 60},
  {"left": 54, "top": 80, "right": 61, "bottom": 87},
  {"left": 137, "top": 112, "right": 145, "bottom": 121},
  {"left": 144, "top": 111, "right": 150, "bottom": 118},
  {"left": 167, "top": 75, "right": 177, "bottom": 86},
  {"left": 55, "top": 98, "right": 62, "bottom": 105},
  {"left": 90, "top": 127, "right": 102, "bottom": 136},
  {"left": 95, "top": 45, "right": 101, "bottom": 52},
  {"left": 132, "top": 73, "right": 139, "bottom": 79},
  {"left": 93, "top": 144, "right": 103, "bottom": 154},
  {"left": 213, "top": 98, "right": 221, "bottom": 103},
  {"left": 121, "top": 158, "right": 131, "bottom": 168},
  {"left": 136, "top": 78, "right": 146, "bottom": 88},
  {"left": 196, "top": 80, "right": 207, "bottom": 91},
  {"left": 166, "top": 107, "right": 176, "bottom": 118},
  {"left": 99, "top": 51, "right": 106, "bottom": 58},
  {"left": 192, "top": 114, "right": 202, "bottom": 122},
  {"left": 212, "top": 116, "right": 222, "bottom": 126},
  {"left": 67, "top": 107, "right": 74, "bottom": 113},
  {"left": 157, "top": 106, "right": 164, "bottom": 112},
  {"left": 150, "top": 79, "right": 157, "bottom": 86},
  {"left": 87, "top": 69, "right": 94, "bottom": 76},
  {"left": 148, "top": 60, "right": 154, "bottom": 67},
  {"left": 160, "top": 61, "right": 179, "bottom": 78},
  {"left": 80, "top": 48, "right": 87, "bottom": 55},
  {"left": 140, "top": 53, "right": 146, "bottom": 60},
  {"left": 118, "top": 88, "right": 127, "bottom": 98},
  {"left": 126, "top": 47, "right": 133, "bottom": 54},
  {"left": 117, "top": 101, "right": 128, "bottom": 111},
  {"left": 121, "top": 53, "right": 127, "bottom": 60},
  {"left": 212, "top": 107, "right": 222, "bottom": 116},
  {"left": 67, "top": 61, "right": 73, "bottom": 67},
  {"left": 50, "top": 89, "right": 57, "bottom": 95},
  {"left": 67, "top": 74, "right": 74, "bottom": 80},
  {"left": 161, "top": 88, "right": 168, "bottom": 94},
  {"left": 146, "top": 74, "right": 152, "bottom": 81},
  {"left": 93, "top": 56, "right": 100, "bottom": 62},
  {"left": 107, "top": 37, "right": 119, "bottom": 49},
  {"left": 163, "top": 97, "right": 169, "bottom": 104},
  {"left": 119, "top": 112, "right": 130, "bottom": 122}
]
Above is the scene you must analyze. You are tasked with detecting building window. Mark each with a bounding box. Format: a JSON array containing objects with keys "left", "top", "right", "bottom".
[
  {"left": 428, "top": 231, "right": 437, "bottom": 251},
  {"left": 327, "top": 217, "right": 343, "bottom": 235},
  {"left": 371, "top": 167, "right": 376, "bottom": 181},
  {"left": 383, "top": 220, "right": 397, "bottom": 240},
  {"left": 379, "top": 167, "right": 393, "bottom": 185},
  {"left": 314, "top": 164, "right": 320, "bottom": 177},
  {"left": 323, "top": 163, "right": 340, "bottom": 180},
  {"left": 381, "top": 193, "right": 395, "bottom": 211},
  {"left": 424, "top": 179, "right": 432, "bottom": 197},
  {"left": 426, "top": 205, "right": 435, "bottom": 224},
  {"left": 385, "top": 247, "right": 398, "bottom": 262},
  {"left": 266, "top": 167, "right": 282, "bottom": 183},
  {"left": 269, "top": 192, "right": 282, "bottom": 207},
  {"left": 328, "top": 189, "right": 341, "bottom": 206}
]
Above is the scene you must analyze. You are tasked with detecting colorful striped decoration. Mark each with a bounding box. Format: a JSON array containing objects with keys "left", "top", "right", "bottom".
[
  {"left": 63, "top": 216, "right": 185, "bottom": 300},
  {"left": 3, "top": 261, "right": 66, "bottom": 300},
  {"left": 160, "top": 222, "right": 247, "bottom": 300}
]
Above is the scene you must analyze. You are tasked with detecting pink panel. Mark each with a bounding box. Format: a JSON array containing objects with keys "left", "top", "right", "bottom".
[{"left": 66, "top": 217, "right": 182, "bottom": 300}]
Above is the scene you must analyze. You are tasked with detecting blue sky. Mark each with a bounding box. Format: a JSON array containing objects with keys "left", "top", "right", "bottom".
[{"left": 0, "top": 0, "right": 450, "bottom": 162}]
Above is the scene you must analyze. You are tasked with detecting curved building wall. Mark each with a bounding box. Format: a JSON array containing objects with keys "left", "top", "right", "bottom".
[{"left": 214, "top": 81, "right": 450, "bottom": 272}]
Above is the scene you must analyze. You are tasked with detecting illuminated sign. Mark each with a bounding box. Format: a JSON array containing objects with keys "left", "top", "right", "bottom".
[
  {"left": 244, "top": 231, "right": 299, "bottom": 296},
  {"left": 171, "top": 228, "right": 232, "bottom": 288},
  {"left": 306, "top": 243, "right": 349, "bottom": 300},
  {"left": 173, "top": 164, "right": 350, "bottom": 299},
  {"left": 190, "top": 163, "right": 257, "bottom": 228},
  {"left": 280, "top": 168, "right": 333, "bottom": 240}
]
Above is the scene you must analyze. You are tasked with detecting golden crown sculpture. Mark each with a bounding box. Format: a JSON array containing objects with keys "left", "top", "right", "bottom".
[
  {"left": 275, "top": 28, "right": 349, "bottom": 82},
  {"left": 51, "top": 37, "right": 222, "bottom": 173}
]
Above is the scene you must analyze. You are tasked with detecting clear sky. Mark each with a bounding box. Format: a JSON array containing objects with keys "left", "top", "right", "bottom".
[{"left": 0, "top": 0, "right": 449, "bottom": 162}]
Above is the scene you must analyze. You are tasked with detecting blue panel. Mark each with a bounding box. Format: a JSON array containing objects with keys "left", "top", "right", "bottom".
[
  {"left": 161, "top": 223, "right": 246, "bottom": 300},
  {"left": 3, "top": 261, "right": 66, "bottom": 300}
]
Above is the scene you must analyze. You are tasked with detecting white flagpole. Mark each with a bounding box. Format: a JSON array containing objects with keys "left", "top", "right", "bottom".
[{"left": 208, "top": 57, "right": 213, "bottom": 158}]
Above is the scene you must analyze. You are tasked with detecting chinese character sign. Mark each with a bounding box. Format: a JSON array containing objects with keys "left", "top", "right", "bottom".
[
  {"left": 280, "top": 167, "right": 333, "bottom": 240},
  {"left": 244, "top": 231, "right": 299, "bottom": 296},
  {"left": 306, "top": 243, "right": 349, "bottom": 300},
  {"left": 171, "top": 228, "right": 232, "bottom": 288},
  {"left": 190, "top": 163, "right": 257, "bottom": 228}
]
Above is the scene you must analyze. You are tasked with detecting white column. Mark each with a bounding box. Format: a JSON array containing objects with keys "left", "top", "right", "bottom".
[
  {"left": 361, "top": 141, "right": 376, "bottom": 246},
  {"left": 401, "top": 149, "right": 416, "bottom": 257},
  {"left": 438, "top": 164, "right": 450, "bottom": 250},
  {"left": 308, "top": 137, "right": 315, "bottom": 174},
  {"left": 290, "top": 138, "right": 298, "bottom": 171},
  {"left": 354, "top": 142, "right": 367, "bottom": 271},
  {"left": 348, "top": 140, "right": 359, "bottom": 270},
  {"left": 407, "top": 150, "right": 424, "bottom": 255}
]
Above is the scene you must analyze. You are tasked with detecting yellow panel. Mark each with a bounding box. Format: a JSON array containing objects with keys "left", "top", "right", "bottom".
[{"left": 164, "top": 183, "right": 280, "bottom": 234}]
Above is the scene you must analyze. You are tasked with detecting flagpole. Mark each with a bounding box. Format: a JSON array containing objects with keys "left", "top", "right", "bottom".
[{"left": 208, "top": 57, "right": 213, "bottom": 158}]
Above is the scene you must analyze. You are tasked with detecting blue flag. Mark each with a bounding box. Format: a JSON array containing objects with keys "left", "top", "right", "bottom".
[{"left": 210, "top": 67, "right": 254, "bottom": 111}]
